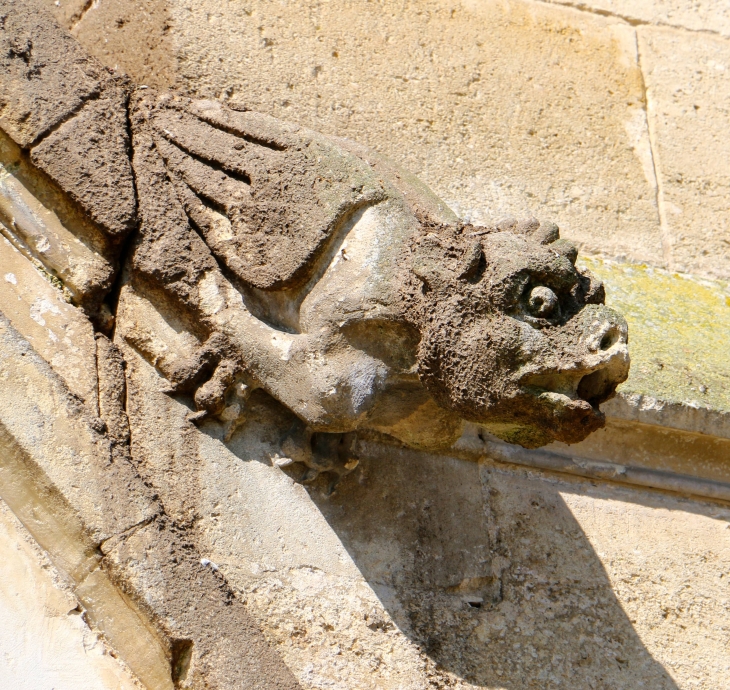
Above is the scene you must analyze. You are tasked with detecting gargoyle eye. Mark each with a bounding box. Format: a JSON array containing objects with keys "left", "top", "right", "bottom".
[{"left": 528, "top": 286, "right": 559, "bottom": 318}]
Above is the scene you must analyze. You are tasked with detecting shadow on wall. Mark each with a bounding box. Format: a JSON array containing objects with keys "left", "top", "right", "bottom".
[
  {"left": 302, "top": 441, "right": 680, "bottom": 689},
  {"left": 155, "top": 383, "right": 681, "bottom": 689}
]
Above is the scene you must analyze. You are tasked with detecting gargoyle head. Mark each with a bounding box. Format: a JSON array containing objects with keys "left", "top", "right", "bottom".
[{"left": 407, "top": 218, "right": 629, "bottom": 448}]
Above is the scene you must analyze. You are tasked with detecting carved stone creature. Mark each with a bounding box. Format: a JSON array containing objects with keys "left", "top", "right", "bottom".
[
  {"left": 0, "top": 1, "right": 629, "bottom": 484},
  {"left": 117, "top": 90, "right": 629, "bottom": 480}
]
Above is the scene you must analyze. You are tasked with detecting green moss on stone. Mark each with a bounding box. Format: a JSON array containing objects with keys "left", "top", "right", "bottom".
[{"left": 580, "top": 258, "right": 730, "bottom": 413}]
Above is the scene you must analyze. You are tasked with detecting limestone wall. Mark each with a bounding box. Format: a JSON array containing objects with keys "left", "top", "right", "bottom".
[
  {"left": 0, "top": 2, "right": 727, "bottom": 689},
  {"left": 65, "top": 0, "right": 730, "bottom": 281}
]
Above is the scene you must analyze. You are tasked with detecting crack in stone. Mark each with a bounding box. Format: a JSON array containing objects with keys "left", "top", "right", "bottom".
[
  {"left": 535, "top": 0, "right": 730, "bottom": 38},
  {"left": 68, "top": 0, "right": 95, "bottom": 32},
  {"left": 635, "top": 32, "right": 674, "bottom": 270}
]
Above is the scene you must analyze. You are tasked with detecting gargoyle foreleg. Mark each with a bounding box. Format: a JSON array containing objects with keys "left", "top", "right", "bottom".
[{"left": 215, "top": 306, "right": 383, "bottom": 432}]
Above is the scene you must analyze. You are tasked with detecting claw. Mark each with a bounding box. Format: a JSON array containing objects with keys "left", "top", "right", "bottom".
[
  {"left": 300, "top": 467, "right": 320, "bottom": 483},
  {"left": 186, "top": 410, "right": 208, "bottom": 426},
  {"left": 325, "top": 476, "right": 340, "bottom": 497}
]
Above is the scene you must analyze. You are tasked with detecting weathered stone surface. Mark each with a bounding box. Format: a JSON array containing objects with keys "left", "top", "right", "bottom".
[
  {"left": 120, "top": 338, "right": 730, "bottom": 688},
  {"left": 69, "top": 0, "right": 177, "bottom": 90},
  {"left": 0, "top": 237, "right": 98, "bottom": 407},
  {"left": 0, "top": 499, "right": 143, "bottom": 690},
  {"left": 0, "top": 314, "right": 158, "bottom": 545},
  {"left": 156, "top": 0, "right": 664, "bottom": 266},
  {"left": 561, "top": 486, "right": 730, "bottom": 687},
  {"left": 30, "top": 81, "right": 137, "bottom": 238},
  {"left": 96, "top": 334, "right": 131, "bottom": 448},
  {"left": 47, "top": 0, "right": 89, "bottom": 29},
  {"left": 124, "top": 92, "right": 630, "bottom": 453},
  {"left": 3, "top": 5, "right": 730, "bottom": 689},
  {"left": 0, "top": 315, "right": 177, "bottom": 689},
  {"left": 0, "top": 306, "right": 298, "bottom": 689},
  {"left": 639, "top": 27, "right": 730, "bottom": 279},
  {"left": 583, "top": 258, "right": 730, "bottom": 412},
  {"left": 0, "top": 0, "right": 101, "bottom": 147},
  {"left": 73, "top": 568, "right": 174, "bottom": 690},
  {"left": 546, "top": 0, "right": 730, "bottom": 36},
  {"left": 0, "top": 128, "right": 116, "bottom": 310},
  {"left": 133, "top": 90, "right": 385, "bottom": 290},
  {"left": 102, "top": 517, "right": 301, "bottom": 690}
]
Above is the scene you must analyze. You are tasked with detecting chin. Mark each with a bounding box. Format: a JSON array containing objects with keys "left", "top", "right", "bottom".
[{"left": 478, "top": 390, "right": 608, "bottom": 449}]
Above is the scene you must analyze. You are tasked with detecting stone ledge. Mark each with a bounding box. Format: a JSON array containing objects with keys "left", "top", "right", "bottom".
[
  {"left": 478, "top": 437, "right": 730, "bottom": 504},
  {"left": 605, "top": 392, "right": 730, "bottom": 440},
  {"left": 582, "top": 258, "right": 730, "bottom": 414}
]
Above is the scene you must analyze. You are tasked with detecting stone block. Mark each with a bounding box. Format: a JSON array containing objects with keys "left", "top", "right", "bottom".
[
  {"left": 0, "top": 0, "right": 101, "bottom": 147},
  {"left": 545, "top": 0, "right": 730, "bottom": 36},
  {"left": 45, "top": 0, "right": 90, "bottom": 29},
  {"left": 71, "top": 0, "right": 177, "bottom": 90},
  {"left": 74, "top": 568, "right": 174, "bottom": 690},
  {"left": 30, "top": 81, "right": 137, "bottom": 239},
  {"left": 0, "top": 237, "right": 99, "bottom": 407},
  {"left": 639, "top": 26, "right": 730, "bottom": 279},
  {"left": 0, "top": 315, "right": 158, "bottom": 547},
  {"left": 582, "top": 257, "right": 730, "bottom": 412},
  {"left": 0, "top": 499, "right": 143, "bottom": 690},
  {"left": 164, "top": 0, "right": 663, "bottom": 265},
  {"left": 0, "top": 129, "right": 116, "bottom": 310},
  {"left": 102, "top": 516, "right": 301, "bottom": 690}
]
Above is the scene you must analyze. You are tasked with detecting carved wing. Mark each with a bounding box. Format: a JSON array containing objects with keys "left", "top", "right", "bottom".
[{"left": 132, "top": 92, "right": 385, "bottom": 291}]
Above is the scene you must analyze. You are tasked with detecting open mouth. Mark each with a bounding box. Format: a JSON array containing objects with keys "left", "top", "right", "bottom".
[
  {"left": 575, "top": 368, "right": 617, "bottom": 407},
  {"left": 522, "top": 366, "right": 619, "bottom": 411}
]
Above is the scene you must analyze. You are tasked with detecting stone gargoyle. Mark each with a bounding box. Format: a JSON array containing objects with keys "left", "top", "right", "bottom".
[{"left": 0, "top": 5, "right": 629, "bottom": 486}]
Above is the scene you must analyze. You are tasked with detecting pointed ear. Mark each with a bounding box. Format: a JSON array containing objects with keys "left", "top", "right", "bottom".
[
  {"left": 456, "top": 239, "right": 484, "bottom": 280},
  {"left": 515, "top": 217, "right": 560, "bottom": 245}
]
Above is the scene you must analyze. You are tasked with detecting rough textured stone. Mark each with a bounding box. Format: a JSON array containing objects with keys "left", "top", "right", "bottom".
[
  {"left": 545, "top": 0, "right": 730, "bottom": 36},
  {"left": 153, "top": 0, "right": 664, "bottom": 267},
  {"left": 124, "top": 93, "right": 630, "bottom": 453},
  {"left": 30, "top": 81, "right": 137, "bottom": 239},
  {"left": 119, "top": 341, "right": 730, "bottom": 688},
  {"left": 0, "top": 306, "right": 300, "bottom": 690},
  {"left": 0, "top": 314, "right": 158, "bottom": 545},
  {"left": 639, "top": 27, "right": 730, "bottom": 279},
  {"left": 0, "top": 315, "right": 177, "bottom": 690},
  {"left": 3, "top": 5, "right": 730, "bottom": 689},
  {"left": 65, "top": 0, "right": 730, "bottom": 282},
  {"left": 69, "top": 0, "right": 177, "bottom": 90},
  {"left": 46, "top": 0, "right": 91, "bottom": 30},
  {"left": 102, "top": 516, "right": 301, "bottom": 690},
  {"left": 0, "top": 117, "right": 116, "bottom": 311},
  {"left": 583, "top": 258, "right": 730, "bottom": 412},
  {"left": 0, "top": 0, "right": 101, "bottom": 147},
  {"left": 561, "top": 486, "right": 730, "bottom": 687},
  {"left": 133, "top": 90, "right": 386, "bottom": 289}
]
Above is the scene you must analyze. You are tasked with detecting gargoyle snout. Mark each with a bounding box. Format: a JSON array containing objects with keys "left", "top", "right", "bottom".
[
  {"left": 585, "top": 308, "right": 628, "bottom": 355},
  {"left": 575, "top": 306, "right": 630, "bottom": 407}
]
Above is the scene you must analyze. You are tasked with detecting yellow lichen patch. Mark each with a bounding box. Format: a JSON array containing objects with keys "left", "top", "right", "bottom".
[{"left": 580, "top": 257, "right": 730, "bottom": 412}]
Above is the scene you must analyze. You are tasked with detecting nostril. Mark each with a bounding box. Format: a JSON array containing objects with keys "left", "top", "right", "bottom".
[{"left": 599, "top": 328, "right": 619, "bottom": 351}]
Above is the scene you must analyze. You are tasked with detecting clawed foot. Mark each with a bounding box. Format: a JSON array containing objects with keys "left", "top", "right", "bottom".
[
  {"left": 166, "top": 332, "right": 253, "bottom": 435},
  {"left": 274, "top": 424, "right": 360, "bottom": 495}
]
